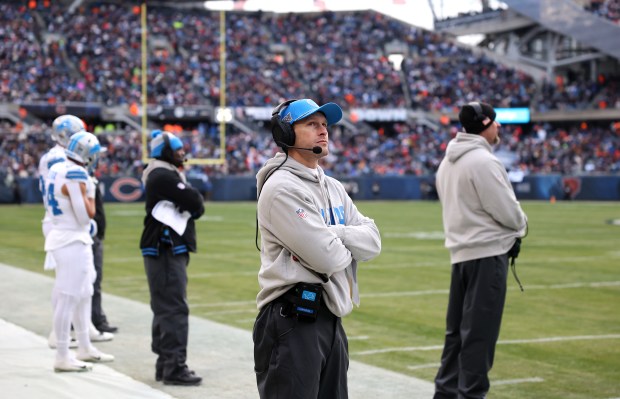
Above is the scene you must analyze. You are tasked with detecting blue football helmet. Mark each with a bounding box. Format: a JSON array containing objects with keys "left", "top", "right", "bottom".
[
  {"left": 51, "top": 115, "right": 85, "bottom": 147},
  {"left": 65, "top": 131, "right": 102, "bottom": 167}
]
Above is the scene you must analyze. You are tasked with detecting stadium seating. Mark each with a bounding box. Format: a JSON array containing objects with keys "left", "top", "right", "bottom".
[{"left": 0, "top": 1, "right": 618, "bottom": 190}]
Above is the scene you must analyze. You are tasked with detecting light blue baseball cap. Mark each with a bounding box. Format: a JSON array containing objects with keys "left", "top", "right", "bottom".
[{"left": 278, "top": 99, "right": 343, "bottom": 126}]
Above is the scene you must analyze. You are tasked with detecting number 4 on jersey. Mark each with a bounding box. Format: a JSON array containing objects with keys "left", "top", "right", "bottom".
[{"left": 47, "top": 183, "right": 62, "bottom": 216}]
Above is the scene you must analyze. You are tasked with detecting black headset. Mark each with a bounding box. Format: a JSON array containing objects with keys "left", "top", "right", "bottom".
[
  {"left": 468, "top": 101, "right": 496, "bottom": 133},
  {"left": 271, "top": 99, "right": 299, "bottom": 150},
  {"left": 159, "top": 131, "right": 172, "bottom": 160},
  {"left": 468, "top": 101, "right": 485, "bottom": 122}
]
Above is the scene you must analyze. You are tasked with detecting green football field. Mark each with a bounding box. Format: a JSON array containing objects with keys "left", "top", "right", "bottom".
[{"left": 1, "top": 200, "right": 619, "bottom": 398}]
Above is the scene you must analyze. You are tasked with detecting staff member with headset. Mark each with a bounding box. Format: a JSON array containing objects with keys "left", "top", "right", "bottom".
[
  {"left": 253, "top": 98, "right": 382, "bottom": 398},
  {"left": 140, "top": 130, "right": 204, "bottom": 386},
  {"left": 433, "top": 102, "right": 528, "bottom": 399}
]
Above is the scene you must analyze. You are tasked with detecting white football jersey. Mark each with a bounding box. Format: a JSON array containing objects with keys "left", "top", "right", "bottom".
[
  {"left": 39, "top": 145, "right": 67, "bottom": 233},
  {"left": 44, "top": 161, "right": 93, "bottom": 251}
]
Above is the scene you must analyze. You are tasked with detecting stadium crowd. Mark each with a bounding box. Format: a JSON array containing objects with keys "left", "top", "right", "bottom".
[
  {"left": 0, "top": 1, "right": 619, "bottom": 187},
  {"left": 2, "top": 119, "right": 619, "bottom": 189},
  {"left": 584, "top": 0, "right": 620, "bottom": 25},
  {"left": 1, "top": 2, "right": 618, "bottom": 112}
]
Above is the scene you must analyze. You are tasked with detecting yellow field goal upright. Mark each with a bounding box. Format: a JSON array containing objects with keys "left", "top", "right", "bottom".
[{"left": 139, "top": 2, "right": 227, "bottom": 166}]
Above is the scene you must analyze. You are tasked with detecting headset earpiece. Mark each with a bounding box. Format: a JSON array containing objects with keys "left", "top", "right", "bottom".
[
  {"left": 468, "top": 102, "right": 484, "bottom": 122},
  {"left": 161, "top": 132, "right": 174, "bottom": 161},
  {"left": 271, "top": 99, "right": 298, "bottom": 149}
]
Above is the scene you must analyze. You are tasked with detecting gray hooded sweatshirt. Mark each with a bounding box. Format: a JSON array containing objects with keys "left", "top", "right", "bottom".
[
  {"left": 436, "top": 132, "right": 527, "bottom": 264},
  {"left": 256, "top": 153, "right": 381, "bottom": 317}
]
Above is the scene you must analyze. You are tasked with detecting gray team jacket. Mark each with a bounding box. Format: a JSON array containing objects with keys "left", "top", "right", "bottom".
[
  {"left": 256, "top": 153, "right": 381, "bottom": 317},
  {"left": 436, "top": 132, "right": 528, "bottom": 264}
]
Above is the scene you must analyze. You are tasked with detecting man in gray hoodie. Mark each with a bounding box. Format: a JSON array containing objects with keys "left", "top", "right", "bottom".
[
  {"left": 253, "top": 99, "right": 381, "bottom": 399},
  {"left": 433, "top": 102, "right": 528, "bottom": 399}
]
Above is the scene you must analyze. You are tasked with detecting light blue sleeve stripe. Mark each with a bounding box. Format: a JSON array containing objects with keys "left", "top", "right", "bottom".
[
  {"left": 47, "top": 157, "right": 64, "bottom": 170},
  {"left": 66, "top": 170, "right": 88, "bottom": 181}
]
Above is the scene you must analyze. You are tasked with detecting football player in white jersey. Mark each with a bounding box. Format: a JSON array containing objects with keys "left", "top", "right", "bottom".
[
  {"left": 44, "top": 131, "right": 115, "bottom": 372},
  {"left": 39, "top": 115, "right": 84, "bottom": 238},
  {"left": 40, "top": 115, "right": 114, "bottom": 348}
]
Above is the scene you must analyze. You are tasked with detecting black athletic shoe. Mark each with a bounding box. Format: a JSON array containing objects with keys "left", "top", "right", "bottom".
[
  {"left": 157, "top": 368, "right": 196, "bottom": 382},
  {"left": 163, "top": 369, "right": 202, "bottom": 386},
  {"left": 96, "top": 323, "right": 118, "bottom": 333}
]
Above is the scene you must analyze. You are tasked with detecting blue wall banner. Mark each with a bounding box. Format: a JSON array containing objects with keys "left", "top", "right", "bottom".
[{"left": 4, "top": 175, "right": 620, "bottom": 204}]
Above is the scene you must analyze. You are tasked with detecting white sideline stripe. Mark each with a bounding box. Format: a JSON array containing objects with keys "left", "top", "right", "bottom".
[
  {"left": 493, "top": 377, "right": 544, "bottom": 386},
  {"left": 407, "top": 363, "right": 439, "bottom": 370},
  {"left": 353, "top": 334, "right": 620, "bottom": 356},
  {"left": 361, "top": 280, "right": 620, "bottom": 299}
]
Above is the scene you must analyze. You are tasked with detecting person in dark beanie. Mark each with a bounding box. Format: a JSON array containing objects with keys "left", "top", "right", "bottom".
[
  {"left": 433, "top": 102, "right": 528, "bottom": 399},
  {"left": 140, "top": 130, "right": 204, "bottom": 386}
]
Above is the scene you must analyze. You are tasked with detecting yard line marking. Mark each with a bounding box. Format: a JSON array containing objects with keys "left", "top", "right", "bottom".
[
  {"left": 498, "top": 334, "right": 620, "bottom": 345},
  {"left": 348, "top": 336, "right": 370, "bottom": 341},
  {"left": 189, "top": 271, "right": 257, "bottom": 278},
  {"left": 384, "top": 232, "right": 445, "bottom": 239},
  {"left": 524, "top": 281, "right": 620, "bottom": 289},
  {"left": 201, "top": 308, "right": 258, "bottom": 316},
  {"left": 407, "top": 363, "right": 439, "bottom": 371},
  {"left": 190, "top": 300, "right": 256, "bottom": 308},
  {"left": 355, "top": 345, "right": 444, "bottom": 355},
  {"left": 198, "top": 216, "right": 224, "bottom": 222},
  {"left": 233, "top": 317, "right": 259, "bottom": 323},
  {"left": 363, "top": 261, "right": 446, "bottom": 270},
  {"left": 493, "top": 377, "right": 544, "bottom": 386},
  {"left": 352, "top": 334, "right": 620, "bottom": 356},
  {"left": 104, "top": 270, "right": 258, "bottom": 282},
  {"left": 361, "top": 281, "right": 620, "bottom": 299},
  {"left": 362, "top": 289, "right": 448, "bottom": 298}
]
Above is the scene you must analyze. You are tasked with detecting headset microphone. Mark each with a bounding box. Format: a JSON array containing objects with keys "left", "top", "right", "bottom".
[{"left": 276, "top": 142, "right": 322, "bottom": 154}]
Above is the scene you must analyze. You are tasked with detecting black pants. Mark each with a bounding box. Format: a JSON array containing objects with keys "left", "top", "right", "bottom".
[
  {"left": 144, "top": 251, "right": 190, "bottom": 379},
  {"left": 91, "top": 236, "right": 108, "bottom": 327},
  {"left": 434, "top": 255, "right": 508, "bottom": 399},
  {"left": 253, "top": 299, "right": 349, "bottom": 399}
]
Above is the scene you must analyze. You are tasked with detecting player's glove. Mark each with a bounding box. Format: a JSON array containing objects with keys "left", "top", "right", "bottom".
[{"left": 89, "top": 219, "right": 98, "bottom": 238}]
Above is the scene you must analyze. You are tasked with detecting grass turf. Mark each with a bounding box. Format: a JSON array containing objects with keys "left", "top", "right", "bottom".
[{"left": 1, "top": 200, "right": 619, "bottom": 398}]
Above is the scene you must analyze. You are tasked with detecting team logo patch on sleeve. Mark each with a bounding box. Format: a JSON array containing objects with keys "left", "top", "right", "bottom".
[{"left": 296, "top": 208, "right": 308, "bottom": 219}]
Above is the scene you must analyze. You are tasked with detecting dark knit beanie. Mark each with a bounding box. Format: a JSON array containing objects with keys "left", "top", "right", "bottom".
[{"left": 459, "top": 102, "right": 496, "bottom": 134}]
